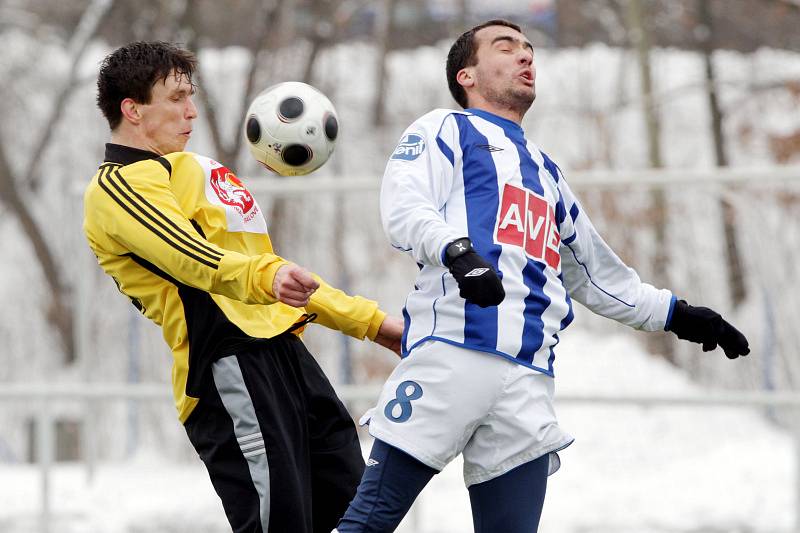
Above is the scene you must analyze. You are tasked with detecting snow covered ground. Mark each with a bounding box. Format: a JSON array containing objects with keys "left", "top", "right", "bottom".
[{"left": 1, "top": 327, "right": 793, "bottom": 533}]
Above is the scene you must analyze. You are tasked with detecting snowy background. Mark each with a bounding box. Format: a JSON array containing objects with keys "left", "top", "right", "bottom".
[
  {"left": 1, "top": 4, "right": 800, "bottom": 532},
  {"left": 1, "top": 329, "right": 794, "bottom": 532}
]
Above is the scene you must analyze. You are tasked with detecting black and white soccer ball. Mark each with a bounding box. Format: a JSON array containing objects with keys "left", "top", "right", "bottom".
[{"left": 244, "top": 82, "right": 339, "bottom": 176}]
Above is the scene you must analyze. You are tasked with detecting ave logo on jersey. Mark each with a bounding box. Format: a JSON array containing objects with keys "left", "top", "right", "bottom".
[
  {"left": 495, "top": 183, "right": 561, "bottom": 270},
  {"left": 210, "top": 167, "right": 255, "bottom": 215},
  {"left": 391, "top": 133, "right": 425, "bottom": 161}
]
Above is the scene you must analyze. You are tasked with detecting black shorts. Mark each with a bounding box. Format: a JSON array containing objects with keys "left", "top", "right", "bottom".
[{"left": 184, "top": 333, "right": 365, "bottom": 533}]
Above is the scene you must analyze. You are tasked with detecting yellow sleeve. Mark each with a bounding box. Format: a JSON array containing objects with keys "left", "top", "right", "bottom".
[
  {"left": 305, "top": 275, "right": 386, "bottom": 340},
  {"left": 84, "top": 158, "right": 287, "bottom": 305}
]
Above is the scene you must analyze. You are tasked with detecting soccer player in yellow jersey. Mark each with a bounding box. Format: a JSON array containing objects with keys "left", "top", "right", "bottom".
[{"left": 83, "top": 41, "right": 403, "bottom": 533}]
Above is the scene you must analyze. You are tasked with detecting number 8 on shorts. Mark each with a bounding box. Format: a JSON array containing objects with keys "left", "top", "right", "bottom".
[{"left": 384, "top": 380, "right": 423, "bottom": 423}]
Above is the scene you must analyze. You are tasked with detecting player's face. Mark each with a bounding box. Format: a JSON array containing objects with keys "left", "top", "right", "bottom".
[
  {"left": 138, "top": 71, "right": 197, "bottom": 155},
  {"left": 469, "top": 25, "right": 536, "bottom": 114}
]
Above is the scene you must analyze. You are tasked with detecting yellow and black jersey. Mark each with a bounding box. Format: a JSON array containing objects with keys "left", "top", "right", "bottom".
[{"left": 83, "top": 144, "right": 385, "bottom": 422}]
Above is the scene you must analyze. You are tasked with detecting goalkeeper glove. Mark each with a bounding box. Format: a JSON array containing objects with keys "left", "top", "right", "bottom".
[
  {"left": 444, "top": 238, "right": 505, "bottom": 308},
  {"left": 666, "top": 299, "right": 750, "bottom": 359}
]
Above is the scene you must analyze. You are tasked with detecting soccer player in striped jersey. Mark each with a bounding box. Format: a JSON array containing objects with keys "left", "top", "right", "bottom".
[
  {"left": 336, "top": 19, "right": 749, "bottom": 533},
  {"left": 84, "top": 41, "right": 403, "bottom": 533}
]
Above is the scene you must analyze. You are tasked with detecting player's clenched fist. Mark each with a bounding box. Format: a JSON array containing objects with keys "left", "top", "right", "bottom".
[
  {"left": 444, "top": 237, "right": 505, "bottom": 308},
  {"left": 272, "top": 263, "right": 320, "bottom": 307}
]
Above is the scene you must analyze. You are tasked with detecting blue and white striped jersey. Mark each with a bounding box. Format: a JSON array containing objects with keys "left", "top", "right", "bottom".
[{"left": 381, "top": 108, "right": 675, "bottom": 376}]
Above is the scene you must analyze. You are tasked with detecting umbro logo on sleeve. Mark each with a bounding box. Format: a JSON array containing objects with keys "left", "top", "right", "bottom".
[{"left": 465, "top": 268, "right": 490, "bottom": 277}]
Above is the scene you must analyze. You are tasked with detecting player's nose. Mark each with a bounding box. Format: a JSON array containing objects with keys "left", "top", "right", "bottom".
[
  {"left": 517, "top": 47, "right": 533, "bottom": 65},
  {"left": 186, "top": 96, "right": 198, "bottom": 120}
]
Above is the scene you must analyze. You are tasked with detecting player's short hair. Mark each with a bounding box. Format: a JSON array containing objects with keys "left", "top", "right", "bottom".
[
  {"left": 446, "top": 19, "right": 522, "bottom": 109},
  {"left": 97, "top": 41, "right": 197, "bottom": 130}
]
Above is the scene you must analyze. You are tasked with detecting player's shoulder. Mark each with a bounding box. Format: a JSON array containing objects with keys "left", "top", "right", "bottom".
[
  {"left": 162, "top": 152, "right": 236, "bottom": 177},
  {"left": 161, "top": 151, "right": 209, "bottom": 170},
  {"left": 408, "top": 108, "right": 469, "bottom": 132},
  {"left": 538, "top": 149, "right": 564, "bottom": 183}
]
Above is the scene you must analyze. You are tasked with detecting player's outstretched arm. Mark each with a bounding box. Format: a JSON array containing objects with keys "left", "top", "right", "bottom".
[{"left": 666, "top": 300, "right": 750, "bottom": 359}]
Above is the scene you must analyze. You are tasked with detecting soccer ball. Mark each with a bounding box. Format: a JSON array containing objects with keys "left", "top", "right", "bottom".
[{"left": 244, "top": 82, "right": 339, "bottom": 176}]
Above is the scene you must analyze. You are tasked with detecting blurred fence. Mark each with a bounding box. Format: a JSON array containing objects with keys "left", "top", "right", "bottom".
[{"left": 1, "top": 385, "right": 800, "bottom": 533}]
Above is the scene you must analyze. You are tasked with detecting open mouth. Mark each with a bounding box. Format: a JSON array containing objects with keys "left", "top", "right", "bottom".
[{"left": 518, "top": 71, "right": 533, "bottom": 84}]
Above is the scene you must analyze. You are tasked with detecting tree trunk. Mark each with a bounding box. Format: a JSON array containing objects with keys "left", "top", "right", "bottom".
[
  {"left": 626, "top": 0, "right": 662, "bottom": 168},
  {"left": 697, "top": 0, "right": 747, "bottom": 306},
  {"left": 372, "top": 0, "right": 396, "bottom": 127},
  {"left": 0, "top": 144, "right": 74, "bottom": 362},
  {"left": 625, "top": 0, "right": 673, "bottom": 362}
]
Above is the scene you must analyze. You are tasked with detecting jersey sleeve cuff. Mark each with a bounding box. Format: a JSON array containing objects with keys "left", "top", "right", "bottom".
[
  {"left": 664, "top": 294, "right": 678, "bottom": 331},
  {"left": 257, "top": 257, "right": 291, "bottom": 303},
  {"left": 366, "top": 309, "right": 387, "bottom": 341}
]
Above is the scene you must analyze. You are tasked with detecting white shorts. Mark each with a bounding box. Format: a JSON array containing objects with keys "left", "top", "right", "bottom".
[{"left": 362, "top": 340, "right": 574, "bottom": 487}]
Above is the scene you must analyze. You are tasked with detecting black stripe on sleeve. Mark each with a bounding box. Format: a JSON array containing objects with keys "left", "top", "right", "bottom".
[
  {"left": 97, "top": 171, "right": 220, "bottom": 270},
  {"left": 107, "top": 170, "right": 223, "bottom": 262},
  {"left": 112, "top": 169, "right": 223, "bottom": 260}
]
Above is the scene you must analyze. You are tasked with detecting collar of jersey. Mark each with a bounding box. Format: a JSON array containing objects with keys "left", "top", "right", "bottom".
[
  {"left": 104, "top": 143, "right": 162, "bottom": 166},
  {"left": 465, "top": 108, "right": 524, "bottom": 136}
]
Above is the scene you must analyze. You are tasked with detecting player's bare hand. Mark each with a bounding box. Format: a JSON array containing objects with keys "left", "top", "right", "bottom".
[
  {"left": 272, "top": 264, "right": 319, "bottom": 307},
  {"left": 373, "top": 315, "right": 404, "bottom": 356}
]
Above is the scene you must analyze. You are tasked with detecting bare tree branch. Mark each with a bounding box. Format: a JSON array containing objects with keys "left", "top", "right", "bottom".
[
  {"left": 179, "top": 0, "right": 284, "bottom": 168},
  {"left": 26, "top": 0, "right": 116, "bottom": 192}
]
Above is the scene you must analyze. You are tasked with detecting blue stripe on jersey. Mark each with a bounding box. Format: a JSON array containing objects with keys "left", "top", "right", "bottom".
[
  {"left": 511, "top": 134, "right": 551, "bottom": 364},
  {"left": 554, "top": 190, "right": 567, "bottom": 225},
  {"left": 430, "top": 272, "right": 447, "bottom": 337},
  {"left": 540, "top": 151, "right": 560, "bottom": 183},
  {"left": 437, "top": 138, "right": 454, "bottom": 166},
  {"left": 558, "top": 273, "right": 575, "bottom": 330},
  {"left": 455, "top": 114, "right": 501, "bottom": 348},
  {"left": 401, "top": 304, "right": 410, "bottom": 355},
  {"left": 569, "top": 203, "right": 580, "bottom": 222},
  {"left": 549, "top": 278, "right": 575, "bottom": 371},
  {"left": 436, "top": 117, "right": 455, "bottom": 166}
]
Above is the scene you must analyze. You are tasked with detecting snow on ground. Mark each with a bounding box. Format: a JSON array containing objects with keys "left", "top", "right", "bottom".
[{"left": 0, "top": 327, "right": 793, "bottom": 533}]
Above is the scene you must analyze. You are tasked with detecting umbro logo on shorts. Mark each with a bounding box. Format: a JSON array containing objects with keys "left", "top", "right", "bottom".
[
  {"left": 366, "top": 458, "right": 380, "bottom": 467},
  {"left": 465, "top": 268, "right": 490, "bottom": 277}
]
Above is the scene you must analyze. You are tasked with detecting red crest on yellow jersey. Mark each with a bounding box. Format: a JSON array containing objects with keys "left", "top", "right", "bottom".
[{"left": 210, "top": 167, "right": 255, "bottom": 214}]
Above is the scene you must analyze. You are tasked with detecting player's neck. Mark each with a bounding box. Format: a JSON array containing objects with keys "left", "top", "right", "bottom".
[
  {"left": 111, "top": 126, "right": 165, "bottom": 155},
  {"left": 466, "top": 97, "right": 525, "bottom": 125}
]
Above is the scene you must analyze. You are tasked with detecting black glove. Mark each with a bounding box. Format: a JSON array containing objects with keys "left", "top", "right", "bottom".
[
  {"left": 444, "top": 238, "right": 505, "bottom": 308},
  {"left": 666, "top": 299, "right": 750, "bottom": 359}
]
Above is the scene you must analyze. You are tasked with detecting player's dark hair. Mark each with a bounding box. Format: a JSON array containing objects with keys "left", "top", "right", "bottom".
[
  {"left": 446, "top": 19, "right": 522, "bottom": 109},
  {"left": 97, "top": 41, "right": 197, "bottom": 130}
]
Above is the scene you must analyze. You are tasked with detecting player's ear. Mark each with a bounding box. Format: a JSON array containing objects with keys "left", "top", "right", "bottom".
[
  {"left": 120, "top": 98, "right": 142, "bottom": 125},
  {"left": 457, "top": 67, "right": 474, "bottom": 89}
]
